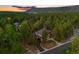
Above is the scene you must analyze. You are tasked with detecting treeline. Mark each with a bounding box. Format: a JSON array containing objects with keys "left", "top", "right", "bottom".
[{"left": 0, "top": 12, "right": 79, "bottom": 53}]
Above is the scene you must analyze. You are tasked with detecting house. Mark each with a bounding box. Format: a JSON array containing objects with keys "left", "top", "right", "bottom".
[{"left": 35, "top": 28, "right": 53, "bottom": 42}]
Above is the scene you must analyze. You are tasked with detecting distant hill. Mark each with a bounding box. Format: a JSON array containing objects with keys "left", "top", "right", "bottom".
[
  {"left": 26, "top": 5, "right": 79, "bottom": 13},
  {"left": 1, "top": 5, "right": 79, "bottom": 13}
]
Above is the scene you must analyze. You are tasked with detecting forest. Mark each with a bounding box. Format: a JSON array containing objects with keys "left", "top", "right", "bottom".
[{"left": 0, "top": 12, "right": 79, "bottom": 53}]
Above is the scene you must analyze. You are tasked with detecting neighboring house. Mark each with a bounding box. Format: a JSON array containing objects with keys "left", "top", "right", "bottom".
[
  {"left": 74, "top": 29, "right": 79, "bottom": 36},
  {"left": 14, "top": 20, "right": 19, "bottom": 31}
]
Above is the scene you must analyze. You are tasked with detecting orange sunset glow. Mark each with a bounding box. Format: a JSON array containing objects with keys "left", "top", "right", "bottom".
[{"left": 0, "top": 6, "right": 27, "bottom": 12}]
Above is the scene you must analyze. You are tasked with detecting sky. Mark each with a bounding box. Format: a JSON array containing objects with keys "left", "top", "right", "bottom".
[
  {"left": 0, "top": 0, "right": 79, "bottom": 7},
  {"left": 0, "top": 6, "right": 26, "bottom": 12}
]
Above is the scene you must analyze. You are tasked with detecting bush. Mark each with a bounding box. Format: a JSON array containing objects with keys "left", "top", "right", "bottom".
[{"left": 65, "top": 36, "right": 79, "bottom": 54}]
